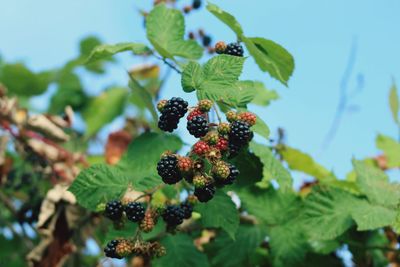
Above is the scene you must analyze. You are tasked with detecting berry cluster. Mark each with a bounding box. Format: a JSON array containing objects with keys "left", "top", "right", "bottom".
[
  {"left": 215, "top": 41, "right": 244, "bottom": 57},
  {"left": 104, "top": 200, "right": 145, "bottom": 223},
  {"left": 102, "top": 197, "right": 193, "bottom": 258},
  {"left": 156, "top": 98, "right": 256, "bottom": 203},
  {"left": 104, "top": 238, "right": 165, "bottom": 259},
  {"left": 157, "top": 97, "right": 188, "bottom": 132},
  {"left": 162, "top": 202, "right": 193, "bottom": 229}
]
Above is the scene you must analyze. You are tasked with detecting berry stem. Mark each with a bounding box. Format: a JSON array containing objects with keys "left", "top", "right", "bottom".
[
  {"left": 132, "top": 184, "right": 165, "bottom": 202},
  {"left": 152, "top": 53, "right": 182, "bottom": 74},
  {"left": 212, "top": 104, "right": 222, "bottom": 123}
]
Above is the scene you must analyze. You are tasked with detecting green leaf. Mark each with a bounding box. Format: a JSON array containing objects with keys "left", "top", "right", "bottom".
[
  {"left": 229, "top": 151, "right": 263, "bottom": 188},
  {"left": 128, "top": 75, "right": 158, "bottom": 123},
  {"left": 146, "top": 4, "right": 203, "bottom": 60},
  {"left": 232, "top": 81, "right": 258, "bottom": 107},
  {"left": 269, "top": 221, "right": 309, "bottom": 267},
  {"left": 393, "top": 210, "right": 400, "bottom": 232},
  {"left": 181, "top": 55, "right": 246, "bottom": 106},
  {"left": 301, "top": 187, "right": 355, "bottom": 240},
  {"left": 194, "top": 191, "right": 239, "bottom": 239},
  {"left": 244, "top": 37, "right": 295, "bottom": 86},
  {"left": 353, "top": 159, "right": 400, "bottom": 207},
  {"left": 250, "top": 81, "right": 279, "bottom": 106},
  {"left": 85, "top": 43, "right": 151, "bottom": 64},
  {"left": 351, "top": 200, "right": 396, "bottom": 231},
  {"left": 238, "top": 187, "right": 301, "bottom": 225},
  {"left": 48, "top": 71, "right": 88, "bottom": 114},
  {"left": 206, "top": 2, "right": 244, "bottom": 39},
  {"left": 206, "top": 225, "right": 266, "bottom": 267},
  {"left": 252, "top": 115, "right": 270, "bottom": 141},
  {"left": 80, "top": 36, "right": 102, "bottom": 57},
  {"left": 375, "top": 134, "right": 400, "bottom": 168},
  {"left": 153, "top": 234, "right": 209, "bottom": 267},
  {"left": 117, "top": 132, "right": 182, "bottom": 191},
  {"left": 389, "top": 81, "right": 399, "bottom": 124},
  {"left": 249, "top": 142, "right": 292, "bottom": 191},
  {"left": 82, "top": 87, "right": 128, "bottom": 138},
  {"left": 68, "top": 164, "right": 129, "bottom": 211},
  {"left": 181, "top": 61, "right": 203, "bottom": 93},
  {"left": 279, "top": 146, "right": 332, "bottom": 180},
  {"left": 0, "top": 63, "right": 51, "bottom": 96}
]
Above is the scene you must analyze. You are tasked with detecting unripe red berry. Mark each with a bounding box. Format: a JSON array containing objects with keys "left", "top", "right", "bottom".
[
  {"left": 187, "top": 108, "right": 205, "bottom": 121},
  {"left": 178, "top": 156, "right": 193, "bottom": 173},
  {"left": 238, "top": 111, "right": 257, "bottom": 126},
  {"left": 192, "top": 141, "right": 210, "bottom": 156},
  {"left": 215, "top": 137, "right": 228, "bottom": 151}
]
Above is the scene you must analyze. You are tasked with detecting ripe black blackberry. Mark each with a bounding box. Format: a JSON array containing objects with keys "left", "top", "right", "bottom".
[
  {"left": 124, "top": 202, "right": 145, "bottom": 222},
  {"left": 105, "top": 200, "right": 123, "bottom": 221},
  {"left": 158, "top": 114, "right": 179, "bottom": 132},
  {"left": 180, "top": 202, "right": 193, "bottom": 219},
  {"left": 225, "top": 164, "right": 240, "bottom": 185},
  {"left": 202, "top": 35, "right": 212, "bottom": 47},
  {"left": 192, "top": 0, "right": 202, "bottom": 9},
  {"left": 104, "top": 239, "right": 123, "bottom": 259},
  {"left": 158, "top": 97, "right": 188, "bottom": 132},
  {"left": 229, "top": 121, "right": 252, "bottom": 145},
  {"left": 157, "top": 155, "right": 182, "bottom": 184},
  {"left": 187, "top": 115, "right": 209, "bottom": 138},
  {"left": 194, "top": 184, "right": 216, "bottom": 202},
  {"left": 228, "top": 141, "right": 242, "bottom": 159},
  {"left": 165, "top": 97, "right": 188, "bottom": 117},
  {"left": 225, "top": 42, "right": 244, "bottom": 57},
  {"left": 162, "top": 205, "right": 185, "bottom": 227}
]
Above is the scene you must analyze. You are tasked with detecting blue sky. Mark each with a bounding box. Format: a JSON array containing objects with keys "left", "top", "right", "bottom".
[{"left": 1, "top": 0, "right": 400, "bottom": 179}]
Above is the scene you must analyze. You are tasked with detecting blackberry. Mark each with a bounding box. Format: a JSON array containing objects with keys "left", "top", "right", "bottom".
[
  {"left": 224, "top": 164, "right": 240, "bottom": 185},
  {"left": 229, "top": 121, "right": 252, "bottom": 145},
  {"left": 192, "top": 0, "right": 202, "bottom": 9},
  {"left": 194, "top": 184, "right": 216, "bottom": 202},
  {"left": 180, "top": 202, "right": 193, "bottom": 219},
  {"left": 228, "top": 142, "right": 242, "bottom": 159},
  {"left": 165, "top": 97, "right": 188, "bottom": 117},
  {"left": 158, "top": 114, "right": 179, "bottom": 132},
  {"left": 158, "top": 97, "right": 188, "bottom": 132},
  {"left": 202, "top": 35, "right": 212, "bottom": 47},
  {"left": 105, "top": 200, "right": 123, "bottom": 221},
  {"left": 157, "top": 155, "right": 182, "bottom": 184},
  {"left": 124, "top": 202, "right": 145, "bottom": 222},
  {"left": 225, "top": 42, "right": 244, "bottom": 57},
  {"left": 104, "top": 239, "right": 123, "bottom": 259},
  {"left": 162, "top": 205, "right": 185, "bottom": 227},
  {"left": 187, "top": 115, "right": 209, "bottom": 138}
]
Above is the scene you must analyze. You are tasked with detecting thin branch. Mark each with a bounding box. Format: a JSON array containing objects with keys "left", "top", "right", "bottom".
[
  {"left": 212, "top": 104, "right": 222, "bottom": 123},
  {"left": 152, "top": 54, "right": 182, "bottom": 74},
  {"left": 321, "top": 37, "right": 363, "bottom": 150}
]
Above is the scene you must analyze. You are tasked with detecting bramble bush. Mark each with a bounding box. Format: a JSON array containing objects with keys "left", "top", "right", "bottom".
[{"left": 1, "top": 1, "right": 400, "bottom": 267}]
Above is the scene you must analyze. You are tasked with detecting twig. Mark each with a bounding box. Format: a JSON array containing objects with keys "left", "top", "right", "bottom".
[
  {"left": 321, "top": 37, "right": 363, "bottom": 150},
  {"left": 132, "top": 184, "right": 165, "bottom": 202},
  {"left": 152, "top": 54, "right": 182, "bottom": 74},
  {"left": 156, "top": 67, "right": 172, "bottom": 101},
  {"left": 213, "top": 105, "right": 222, "bottom": 123}
]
